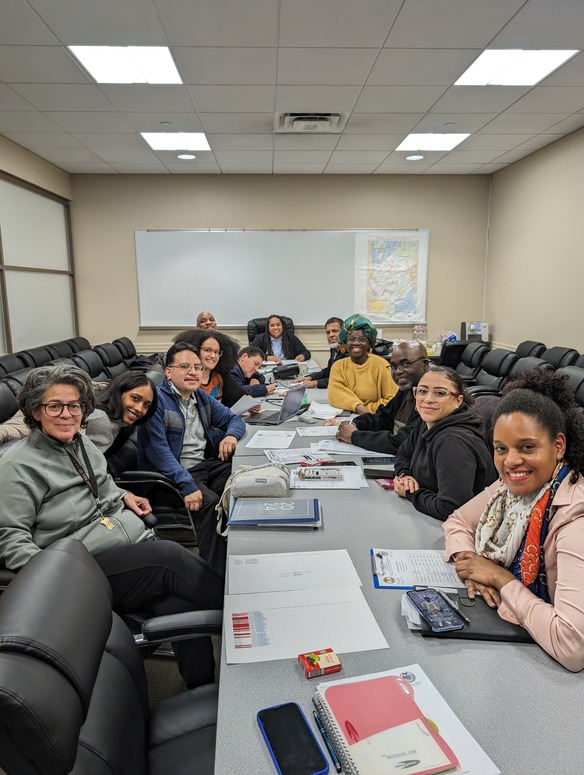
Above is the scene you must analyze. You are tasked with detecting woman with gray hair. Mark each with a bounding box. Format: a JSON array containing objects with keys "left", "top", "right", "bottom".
[{"left": 0, "top": 363, "right": 223, "bottom": 689}]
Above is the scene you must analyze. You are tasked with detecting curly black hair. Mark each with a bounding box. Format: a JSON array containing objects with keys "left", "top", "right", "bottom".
[
  {"left": 495, "top": 369, "right": 584, "bottom": 483},
  {"left": 172, "top": 328, "right": 239, "bottom": 375}
]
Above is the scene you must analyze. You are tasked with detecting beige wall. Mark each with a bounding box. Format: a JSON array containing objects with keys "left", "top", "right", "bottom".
[
  {"left": 0, "top": 136, "right": 70, "bottom": 200},
  {"left": 70, "top": 174, "right": 489, "bottom": 355},
  {"left": 486, "top": 128, "right": 584, "bottom": 351}
]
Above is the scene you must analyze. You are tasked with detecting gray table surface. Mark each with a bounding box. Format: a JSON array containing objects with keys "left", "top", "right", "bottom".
[{"left": 215, "top": 421, "right": 584, "bottom": 775}]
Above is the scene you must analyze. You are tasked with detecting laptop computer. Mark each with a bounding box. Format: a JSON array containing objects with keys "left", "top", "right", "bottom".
[{"left": 246, "top": 385, "right": 306, "bottom": 425}]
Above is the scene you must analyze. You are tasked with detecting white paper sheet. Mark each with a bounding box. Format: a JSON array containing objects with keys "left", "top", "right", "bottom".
[
  {"left": 224, "top": 585, "right": 388, "bottom": 663},
  {"left": 290, "top": 466, "right": 368, "bottom": 489},
  {"left": 246, "top": 430, "right": 296, "bottom": 449},
  {"left": 306, "top": 402, "right": 343, "bottom": 418},
  {"left": 295, "top": 425, "right": 338, "bottom": 437},
  {"left": 313, "top": 438, "right": 384, "bottom": 456},
  {"left": 264, "top": 448, "right": 335, "bottom": 464},
  {"left": 229, "top": 394, "right": 262, "bottom": 415},
  {"left": 228, "top": 549, "right": 362, "bottom": 595},
  {"left": 318, "top": 665, "right": 500, "bottom": 775},
  {"left": 371, "top": 549, "right": 466, "bottom": 589}
]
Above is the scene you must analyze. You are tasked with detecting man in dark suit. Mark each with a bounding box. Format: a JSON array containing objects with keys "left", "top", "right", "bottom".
[
  {"left": 292, "top": 317, "right": 346, "bottom": 389},
  {"left": 335, "top": 341, "right": 429, "bottom": 455}
]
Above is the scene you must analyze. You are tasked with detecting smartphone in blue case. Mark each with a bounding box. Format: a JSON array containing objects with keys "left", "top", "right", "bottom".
[{"left": 257, "top": 701, "right": 329, "bottom": 775}]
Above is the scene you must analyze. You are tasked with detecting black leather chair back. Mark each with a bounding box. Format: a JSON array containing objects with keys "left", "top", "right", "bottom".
[
  {"left": 438, "top": 341, "right": 469, "bottom": 369},
  {"left": 541, "top": 346, "right": 579, "bottom": 369},
  {"left": 0, "top": 381, "right": 18, "bottom": 423},
  {"left": 0, "top": 354, "right": 25, "bottom": 378},
  {"left": 574, "top": 354, "right": 584, "bottom": 370},
  {"left": 45, "top": 340, "right": 75, "bottom": 359},
  {"left": 93, "top": 343, "right": 128, "bottom": 377},
  {"left": 455, "top": 341, "right": 489, "bottom": 382},
  {"left": 515, "top": 340, "right": 546, "bottom": 359},
  {"left": 247, "top": 316, "right": 294, "bottom": 345},
  {"left": 1, "top": 367, "right": 35, "bottom": 397},
  {"left": 507, "top": 356, "right": 554, "bottom": 381},
  {"left": 66, "top": 337, "right": 91, "bottom": 353},
  {"left": 72, "top": 350, "right": 110, "bottom": 382},
  {"left": 471, "top": 348, "right": 518, "bottom": 391},
  {"left": 16, "top": 346, "right": 52, "bottom": 368},
  {"left": 555, "top": 366, "right": 584, "bottom": 396},
  {"left": 113, "top": 337, "right": 137, "bottom": 360}
]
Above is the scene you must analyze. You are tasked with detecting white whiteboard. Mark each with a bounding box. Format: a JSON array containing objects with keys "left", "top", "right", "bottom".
[{"left": 135, "top": 229, "right": 427, "bottom": 327}]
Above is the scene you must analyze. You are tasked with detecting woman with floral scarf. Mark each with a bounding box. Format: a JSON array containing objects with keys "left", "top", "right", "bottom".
[{"left": 444, "top": 369, "right": 584, "bottom": 671}]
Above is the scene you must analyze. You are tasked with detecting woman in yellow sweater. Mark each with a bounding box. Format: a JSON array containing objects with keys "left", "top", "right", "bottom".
[{"left": 328, "top": 315, "right": 397, "bottom": 415}]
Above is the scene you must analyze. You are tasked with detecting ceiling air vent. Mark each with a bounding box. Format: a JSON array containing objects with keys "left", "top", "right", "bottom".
[{"left": 275, "top": 113, "right": 346, "bottom": 133}]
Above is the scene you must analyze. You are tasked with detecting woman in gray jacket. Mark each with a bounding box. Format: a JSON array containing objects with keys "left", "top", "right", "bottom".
[{"left": 0, "top": 363, "right": 222, "bottom": 689}]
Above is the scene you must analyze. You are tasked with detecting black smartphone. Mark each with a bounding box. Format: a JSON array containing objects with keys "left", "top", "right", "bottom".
[
  {"left": 257, "top": 702, "right": 329, "bottom": 775},
  {"left": 407, "top": 588, "right": 466, "bottom": 633}
]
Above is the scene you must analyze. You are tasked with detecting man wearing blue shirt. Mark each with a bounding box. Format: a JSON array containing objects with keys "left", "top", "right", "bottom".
[{"left": 138, "top": 341, "right": 245, "bottom": 571}]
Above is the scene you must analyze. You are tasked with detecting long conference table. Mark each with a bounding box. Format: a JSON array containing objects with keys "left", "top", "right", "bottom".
[{"left": 214, "top": 388, "right": 584, "bottom": 775}]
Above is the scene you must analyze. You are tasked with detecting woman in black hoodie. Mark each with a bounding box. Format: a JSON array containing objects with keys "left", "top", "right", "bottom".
[{"left": 394, "top": 366, "right": 497, "bottom": 521}]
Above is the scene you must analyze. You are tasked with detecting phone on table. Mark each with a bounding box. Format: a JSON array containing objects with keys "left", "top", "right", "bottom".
[
  {"left": 257, "top": 702, "right": 330, "bottom": 775},
  {"left": 406, "top": 588, "right": 466, "bottom": 633}
]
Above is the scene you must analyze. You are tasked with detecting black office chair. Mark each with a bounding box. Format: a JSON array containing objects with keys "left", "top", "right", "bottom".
[
  {"left": 506, "top": 356, "right": 554, "bottom": 381},
  {"left": 467, "top": 348, "right": 518, "bottom": 395},
  {"left": 15, "top": 345, "right": 53, "bottom": 368},
  {"left": 66, "top": 336, "right": 91, "bottom": 353},
  {"left": 555, "top": 366, "right": 584, "bottom": 396},
  {"left": 0, "top": 538, "right": 221, "bottom": 775},
  {"left": 93, "top": 343, "right": 130, "bottom": 377},
  {"left": 247, "top": 316, "right": 295, "bottom": 345},
  {"left": 71, "top": 349, "right": 110, "bottom": 382},
  {"left": 515, "top": 340, "right": 546, "bottom": 359},
  {"left": 113, "top": 336, "right": 138, "bottom": 361},
  {"left": 574, "top": 354, "right": 584, "bottom": 370},
  {"left": 0, "top": 382, "right": 21, "bottom": 460},
  {"left": 541, "top": 346, "right": 579, "bottom": 369},
  {"left": 438, "top": 341, "right": 470, "bottom": 369},
  {"left": 0, "top": 354, "right": 25, "bottom": 378},
  {"left": 1, "top": 367, "right": 35, "bottom": 397},
  {"left": 45, "top": 340, "right": 76, "bottom": 359},
  {"left": 455, "top": 341, "right": 489, "bottom": 383}
]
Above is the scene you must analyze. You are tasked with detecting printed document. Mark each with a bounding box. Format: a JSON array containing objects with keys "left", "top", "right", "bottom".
[
  {"left": 296, "top": 425, "right": 338, "bottom": 437},
  {"left": 228, "top": 549, "right": 362, "bottom": 595},
  {"left": 371, "top": 549, "right": 465, "bottom": 589},
  {"left": 246, "top": 430, "right": 295, "bottom": 449},
  {"left": 264, "top": 448, "right": 335, "bottom": 464},
  {"left": 224, "top": 585, "right": 388, "bottom": 663}
]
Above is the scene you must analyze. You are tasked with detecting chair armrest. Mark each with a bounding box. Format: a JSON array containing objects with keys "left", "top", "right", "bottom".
[
  {"left": 115, "top": 470, "right": 184, "bottom": 499},
  {"left": 136, "top": 610, "right": 223, "bottom": 645}
]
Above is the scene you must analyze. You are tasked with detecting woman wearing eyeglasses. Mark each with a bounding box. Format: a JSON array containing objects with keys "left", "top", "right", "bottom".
[
  {"left": 173, "top": 328, "right": 245, "bottom": 407},
  {"left": 393, "top": 366, "right": 497, "bottom": 520},
  {"left": 0, "top": 363, "right": 223, "bottom": 690},
  {"left": 444, "top": 370, "right": 584, "bottom": 671},
  {"left": 328, "top": 314, "right": 397, "bottom": 415}
]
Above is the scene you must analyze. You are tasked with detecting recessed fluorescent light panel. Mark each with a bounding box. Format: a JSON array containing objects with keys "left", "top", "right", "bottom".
[
  {"left": 396, "top": 134, "right": 469, "bottom": 152},
  {"left": 68, "top": 46, "right": 182, "bottom": 84},
  {"left": 455, "top": 50, "right": 578, "bottom": 86},
  {"left": 142, "top": 133, "right": 210, "bottom": 151}
]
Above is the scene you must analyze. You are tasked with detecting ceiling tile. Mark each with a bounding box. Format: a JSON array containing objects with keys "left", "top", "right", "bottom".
[
  {"left": 335, "top": 133, "right": 403, "bottom": 150},
  {"left": 0, "top": 45, "right": 89, "bottom": 83},
  {"left": 367, "top": 49, "right": 480, "bottom": 86},
  {"left": 47, "top": 111, "right": 135, "bottom": 133},
  {"left": 542, "top": 52, "right": 584, "bottom": 87},
  {"left": 99, "top": 85, "right": 193, "bottom": 112},
  {"left": 0, "top": 0, "right": 59, "bottom": 44},
  {"left": 279, "top": 0, "right": 402, "bottom": 47},
  {"left": 344, "top": 113, "right": 424, "bottom": 134},
  {"left": 175, "top": 47, "right": 276, "bottom": 85},
  {"left": 413, "top": 113, "right": 496, "bottom": 133},
  {"left": 0, "top": 84, "right": 36, "bottom": 111},
  {"left": 277, "top": 48, "right": 377, "bottom": 86},
  {"left": 274, "top": 134, "right": 338, "bottom": 150},
  {"left": 155, "top": 0, "right": 278, "bottom": 46},
  {"left": 491, "top": 0, "right": 584, "bottom": 48},
  {"left": 209, "top": 134, "right": 274, "bottom": 150},
  {"left": 273, "top": 164, "right": 326, "bottom": 173},
  {"left": 506, "top": 87, "right": 584, "bottom": 114},
  {"left": 8, "top": 83, "right": 115, "bottom": 112},
  {"left": 354, "top": 86, "right": 447, "bottom": 113},
  {"left": 473, "top": 163, "right": 508, "bottom": 174},
  {"left": 324, "top": 163, "right": 380, "bottom": 173},
  {"left": 187, "top": 85, "right": 274, "bottom": 112},
  {"left": 457, "top": 133, "right": 534, "bottom": 151},
  {"left": 440, "top": 149, "right": 507, "bottom": 163},
  {"left": 198, "top": 113, "right": 273, "bottom": 133},
  {"left": 275, "top": 85, "right": 361, "bottom": 113},
  {"left": 27, "top": 0, "right": 167, "bottom": 45},
  {"left": 110, "top": 162, "right": 168, "bottom": 173},
  {"left": 544, "top": 115, "right": 584, "bottom": 134},
  {"left": 374, "top": 162, "right": 431, "bottom": 174},
  {"left": 430, "top": 86, "right": 531, "bottom": 114},
  {"left": 423, "top": 162, "right": 484, "bottom": 174},
  {"left": 0, "top": 111, "right": 63, "bottom": 132},
  {"left": 214, "top": 150, "right": 273, "bottom": 168},
  {"left": 274, "top": 150, "right": 333, "bottom": 164},
  {"left": 385, "top": 0, "right": 525, "bottom": 48},
  {"left": 2, "top": 132, "right": 86, "bottom": 150},
  {"left": 163, "top": 163, "right": 222, "bottom": 174},
  {"left": 477, "top": 113, "right": 571, "bottom": 133},
  {"left": 34, "top": 148, "right": 103, "bottom": 163},
  {"left": 54, "top": 162, "right": 118, "bottom": 173},
  {"left": 122, "top": 112, "right": 204, "bottom": 132},
  {"left": 328, "top": 150, "right": 389, "bottom": 164}
]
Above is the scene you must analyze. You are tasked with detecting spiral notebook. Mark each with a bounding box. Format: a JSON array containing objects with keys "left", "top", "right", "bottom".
[
  {"left": 312, "top": 674, "right": 459, "bottom": 775},
  {"left": 312, "top": 665, "right": 500, "bottom": 775}
]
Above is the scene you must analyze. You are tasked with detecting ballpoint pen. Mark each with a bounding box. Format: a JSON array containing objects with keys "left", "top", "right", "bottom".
[
  {"left": 313, "top": 710, "right": 342, "bottom": 773},
  {"left": 435, "top": 588, "right": 471, "bottom": 627}
]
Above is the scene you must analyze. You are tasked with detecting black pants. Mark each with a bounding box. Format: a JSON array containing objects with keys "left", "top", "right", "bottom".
[
  {"left": 94, "top": 539, "right": 224, "bottom": 689},
  {"left": 188, "top": 458, "right": 231, "bottom": 573}
]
